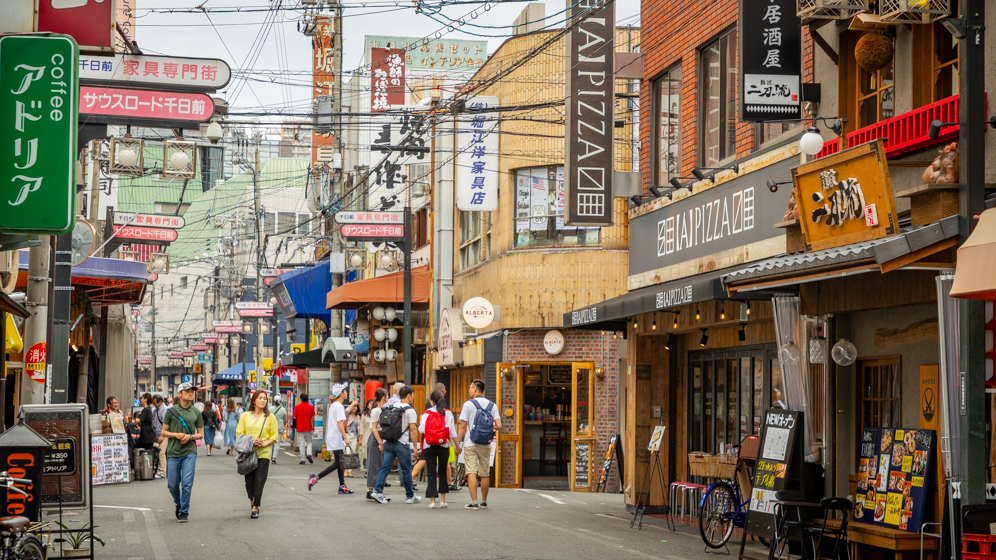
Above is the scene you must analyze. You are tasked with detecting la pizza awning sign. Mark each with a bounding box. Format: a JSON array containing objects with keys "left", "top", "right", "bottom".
[{"left": 0, "top": 35, "right": 79, "bottom": 235}]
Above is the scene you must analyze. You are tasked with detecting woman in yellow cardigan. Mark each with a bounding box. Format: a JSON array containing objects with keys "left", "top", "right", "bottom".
[{"left": 237, "top": 390, "right": 278, "bottom": 519}]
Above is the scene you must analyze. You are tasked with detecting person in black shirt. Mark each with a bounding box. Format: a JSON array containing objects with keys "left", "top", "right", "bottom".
[{"left": 136, "top": 393, "right": 157, "bottom": 450}]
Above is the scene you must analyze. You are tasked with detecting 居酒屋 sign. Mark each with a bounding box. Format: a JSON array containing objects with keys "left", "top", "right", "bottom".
[{"left": 739, "top": 0, "right": 802, "bottom": 122}]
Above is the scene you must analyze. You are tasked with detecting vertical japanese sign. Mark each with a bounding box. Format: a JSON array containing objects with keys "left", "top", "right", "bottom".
[
  {"left": 739, "top": 0, "right": 802, "bottom": 121},
  {"left": 0, "top": 36, "right": 78, "bottom": 234},
  {"left": 83, "top": 140, "right": 118, "bottom": 222},
  {"left": 564, "top": 0, "right": 614, "bottom": 226},
  {"left": 312, "top": 17, "right": 337, "bottom": 165},
  {"left": 116, "top": 0, "right": 137, "bottom": 52},
  {"left": 370, "top": 48, "right": 406, "bottom": 112},
  {"left": 368, "top": 112, "right": 427, "bottom": 210},
  {"left": 456, "top": 96, "right": 499, "bottom": 212}
]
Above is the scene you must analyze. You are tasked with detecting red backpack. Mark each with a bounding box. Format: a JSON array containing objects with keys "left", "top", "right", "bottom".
[{"left": 423, "top": 409, "right": 450, "bottom": 448}]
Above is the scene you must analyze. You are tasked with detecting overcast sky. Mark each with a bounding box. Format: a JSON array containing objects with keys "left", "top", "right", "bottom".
[{"left": 134, "top": 0, "right": 640, "bottom": 119}]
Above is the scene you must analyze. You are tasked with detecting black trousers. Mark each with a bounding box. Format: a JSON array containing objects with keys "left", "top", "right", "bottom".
[
  {"left": 422, "top": 445, "right": 449, "bottom": 498},
  {"left": 244, "top": 458, "right": 270, "bottom": 507},
  {"left": 317, "top": 449, "right": 345, "bottom": 486}
]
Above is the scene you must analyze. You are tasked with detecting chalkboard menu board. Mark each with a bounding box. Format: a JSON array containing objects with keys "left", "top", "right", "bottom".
[
  {"left": 745, "top": 409, "right": 803, "bottom": 539},
  {"left": 548, "top": 365, "right": 572, "bottom": 385},
  {"left": 21, "top": 403, "right": 89, "bottom": 507},
  {"left": 855, "top": 427, "right": 934, "bottom": 532},
  {"left": 574, "top": 440, "right": 591, "bottom": 488}
]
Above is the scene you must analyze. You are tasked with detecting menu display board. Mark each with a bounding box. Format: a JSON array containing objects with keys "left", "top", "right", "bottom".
[
  {"left": 21, "top": 404, "right": 90, "bottom": 507},
  {"left": 574, "top": 440, "right": 591, "bottom": 489},
  {"left": 548, "top": 365, "right": 572, "bottom": 385},
  {"left": 746, "top": 409, "right": 803, "bottom": 539},
  {"left": 91, "top": 434, "right": 130, "bottom": 486},
  {"left": 855, "top": 427, "right": 934, "bottom": 532}
]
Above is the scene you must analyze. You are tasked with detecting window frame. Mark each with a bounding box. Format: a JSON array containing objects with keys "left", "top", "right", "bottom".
[
  {"left": 912, "top": 22, "right": 959, "bottom": 109},
  {"left": 512, "top": 166, "right": 601, "bottom": 250},
  {"left": 855, "top": 355, "right": 902, "bottom": 466},
  {"left": 652, "top": 64, "right": 683, "bottom": 186},
  {"left": 699, "top": 28, "right": 739, "bottom": 168},
  {"left": 458, "top": 210, "right": 490, "bottom": 271}
]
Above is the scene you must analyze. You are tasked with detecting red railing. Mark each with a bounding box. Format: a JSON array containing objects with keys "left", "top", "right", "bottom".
[{"left": 816, "top": 138, "right": 840, "bottom": 159}]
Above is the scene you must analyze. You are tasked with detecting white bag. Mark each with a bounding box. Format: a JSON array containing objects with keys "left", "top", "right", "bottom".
[{"left": 213, "top": 431, "right": 224, "bottom": 448}]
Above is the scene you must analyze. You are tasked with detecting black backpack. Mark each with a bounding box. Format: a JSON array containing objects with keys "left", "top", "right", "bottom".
[{"left": 379, "top": 405, "right": 408, "bottom": 442}]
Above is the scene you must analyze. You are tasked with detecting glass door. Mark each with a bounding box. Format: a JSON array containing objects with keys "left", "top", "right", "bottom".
[
  {"left": 495, "top": 363, "right": 522, "bottom": 488},
  {"left": 571, "top": 363, "right": 595, "bottom": 492}
]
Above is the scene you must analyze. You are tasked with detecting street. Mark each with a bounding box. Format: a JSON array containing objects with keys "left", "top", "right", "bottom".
[{"left": 77, "top": 444, "right": 769, "bottom": 560}]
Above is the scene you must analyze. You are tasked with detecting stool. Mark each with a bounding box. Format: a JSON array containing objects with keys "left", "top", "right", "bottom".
[
  {"left": 669, "top": 482, "right": 688, "bottom": 521},
  {"left": 682, "top": 484, "right": 706, "bottom": 522},
  {"left": 539, "top": 422, "right": 566, "bottom": 475}
]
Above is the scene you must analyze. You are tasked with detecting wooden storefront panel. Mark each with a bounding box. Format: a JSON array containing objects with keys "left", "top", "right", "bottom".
[{"left": 496, "top": 362, "right": 522, "bottom": 488}]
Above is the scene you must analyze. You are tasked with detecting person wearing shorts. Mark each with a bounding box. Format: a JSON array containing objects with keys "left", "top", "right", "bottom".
[{"left": 457, "top": 379, "right": 501, "bottom": 510}]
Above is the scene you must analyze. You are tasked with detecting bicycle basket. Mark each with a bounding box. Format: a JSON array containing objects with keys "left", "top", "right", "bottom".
[{"left": 688, "top": 452, "right": 737, "bottom": 478}]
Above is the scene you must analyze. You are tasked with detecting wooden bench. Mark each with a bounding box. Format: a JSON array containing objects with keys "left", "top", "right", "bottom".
[{"left": 823, "top": 520, "right": 939, "bottom": 560}]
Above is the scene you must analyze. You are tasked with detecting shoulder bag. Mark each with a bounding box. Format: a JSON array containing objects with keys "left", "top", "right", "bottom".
[{"left": 236, "top": 416, "right": 269, "bottom": 476}]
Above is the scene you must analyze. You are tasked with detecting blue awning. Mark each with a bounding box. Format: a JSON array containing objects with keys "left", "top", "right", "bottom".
[
  {"left": 214, "top": 362, "right": 255, "bottom": 384},
  {"left": 270, "top": 261, "right": 332, "bottom": 324},
  {"left": 18, "top": 250, "right": 149, "bottom": 306}
]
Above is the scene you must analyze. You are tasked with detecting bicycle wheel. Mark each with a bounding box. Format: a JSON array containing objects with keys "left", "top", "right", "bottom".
[
  {"left": 699, "top": 481, "right": 736, "bottom": 549},
  {"left": 15, "top": 534, "right": 45, "bottom": 560}
]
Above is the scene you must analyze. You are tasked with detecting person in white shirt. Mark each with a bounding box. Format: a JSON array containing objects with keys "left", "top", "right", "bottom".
[
  {"left": 457, "top": 379, "right": 501, "bottom": 510},
  {"left": 371, "top": 386, "right": 421, "bottom": 504},
  {"left": 418, "top": 390, "right": 459, "bottom": 509},
  {"left": 307, "top": 383, "right": 354, "bottom": 495}
]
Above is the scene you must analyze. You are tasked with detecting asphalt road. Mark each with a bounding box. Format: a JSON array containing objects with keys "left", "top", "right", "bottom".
[{"left": 56, "top": 443, "right": 771, "bottom": 560}]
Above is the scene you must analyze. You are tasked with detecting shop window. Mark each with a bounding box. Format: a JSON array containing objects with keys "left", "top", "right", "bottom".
[
  {"left": 412, "top": 207, "right": 429, "bottom": 250},
  {"left": 652, "top": 65, "right": 682, "bottom": 185},
  {"left": 913, "top": 22, "right": 959, "bottom": 108},
  {"left": 513, "top": 166, "right": 600, "bottom": 249},
  {"left": 297, "top": 214, "right": 310, "bottom": 235},
  {"left": 857, "top": 356, "right": 902, "bottom": 433},
  {"left": 700, "top": 29, "right": 738, "bottom": 167},
  {"left": 264, "top": 212, "right": 275, "bottom": 235},
  {"left": 458, "top": 210, "right": 490, "bottom": 271},
  {"left": 758, "top": 121, "right": 803, "bottom": 147}
]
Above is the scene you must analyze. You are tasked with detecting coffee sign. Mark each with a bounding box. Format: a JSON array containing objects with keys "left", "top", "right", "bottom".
[
  {"left": 792, "top": 140, "right": 897, "bottom": 251},
  {"left": 462, "top": 297, "right": 495, "bottom": 329}
]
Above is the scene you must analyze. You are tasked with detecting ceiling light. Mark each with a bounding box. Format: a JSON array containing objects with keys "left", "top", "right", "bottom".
[
  {"left": 695, "top": 308, "right": 701, "bottom": 320},
  {"left": 720, "top": 306, "right": 726, "bottom": 320},
  {"left": 652, "top": 320, "right": 657, "bottom": 331},
  {"left": 673, "top": 313, "right": 679, "bottom": 329}
]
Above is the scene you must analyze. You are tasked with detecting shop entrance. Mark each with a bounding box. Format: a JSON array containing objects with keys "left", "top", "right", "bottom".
[{"left": 496, "top": 361, "right": 595, "bottom": 491}]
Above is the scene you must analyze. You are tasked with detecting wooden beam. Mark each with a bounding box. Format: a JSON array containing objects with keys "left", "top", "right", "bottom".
[
  {"left": 874, "top": 318, "right": 938, "bottom": 348},
  {"left": 879, "top": 237, "right": 958, "bottom": 274}
]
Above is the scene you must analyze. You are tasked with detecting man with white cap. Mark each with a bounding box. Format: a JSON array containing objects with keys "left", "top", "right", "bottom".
[
  {"left": 268, "top": 394, "right": 286, "bottom": 464},
  {"left": 160, "top": 382, "right": 204, "bottom": 523},
  {"left": 307, "top": 382, "right": 354, "bottom": 495}
]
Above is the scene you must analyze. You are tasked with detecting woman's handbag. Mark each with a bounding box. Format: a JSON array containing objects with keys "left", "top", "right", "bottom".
[
  {"left": 341, "top": 446, "right": 361, "bottom": 470},
  {"left": 235, "top": 417, "right": 268, "bottom": 476}
]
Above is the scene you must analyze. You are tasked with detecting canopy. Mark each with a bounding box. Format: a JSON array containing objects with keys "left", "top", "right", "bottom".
[
  {"left": 213, "top": 362, "right": 254, "bottom": 383},
  {"left": 326, "top": 265, "right": 430, "bottom": 310},
  {"left": 951, "top": 207, "right": 996, "bottom": 300},
  {"left": 271, "top": 261, "right": 332, "bottom": 324},
  {"left": 17, "top": 250, "right": 148, "bottom": 306},
  {"left": 285, "top": 348, "right": 325, "bottom": 369}
]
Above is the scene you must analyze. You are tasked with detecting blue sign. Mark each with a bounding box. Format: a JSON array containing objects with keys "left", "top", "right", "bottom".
[{"left": 182, "top": 375, "right": 191, "bottom": 383}]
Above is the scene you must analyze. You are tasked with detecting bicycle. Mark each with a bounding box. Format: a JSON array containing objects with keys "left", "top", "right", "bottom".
[
  {"left": 698, "top": 436, "right": 769, "bottom": 550},
  {"left": 0, "top": 472, "right": 46, "bottom": 560}
]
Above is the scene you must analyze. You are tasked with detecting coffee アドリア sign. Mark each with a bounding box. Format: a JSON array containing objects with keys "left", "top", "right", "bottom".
[{"left": 792, "top": 139, "right": 898, "bottom": 252}]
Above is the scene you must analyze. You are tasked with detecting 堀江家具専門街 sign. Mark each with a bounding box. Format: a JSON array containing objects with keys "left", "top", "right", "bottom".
[{"left": 78, "top": 54, "right": 231, "bottom": 92}]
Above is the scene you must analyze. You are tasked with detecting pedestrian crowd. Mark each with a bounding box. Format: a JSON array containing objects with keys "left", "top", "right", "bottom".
[{"left": 140, "top": 377, "right": 500, "bottom": 522}]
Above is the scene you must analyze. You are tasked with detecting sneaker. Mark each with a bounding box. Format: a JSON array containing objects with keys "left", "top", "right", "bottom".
[
  {"left": 366, "top": 491, "right": 376, "bottom": 501},
  {"left": 428, "top": 502, "right": 436, "bottom": 509},
  {"left": 308, "top": 474, "right": 318, "bottom": 491},
  {"left": 441, "top": 502, "right": 448, "bottom": 508},
  {"left": 175, "top": 504, "right": 180, "bottom": 519},
  {"left": 371, "top": 492, "right": 389, "bottom": 504},
  {"left": 155, "top": 473, "right": 165, "bottom": 479},
  {"left": 338, "top": 485, "right": 354, "bottom": 495},
  {"left": 271, "top": 459, "right": 276, "bottom": 464},
  {"left": 206, "top": 452, "right": 211, "bottom": 456},
  {"left": 448, "top": 484, "right": 460, "bottom": 492},
  {"left": 299, "top": 460, "right": 305, "bottom": 465},
  {"left": 465, "top": 502, "right": 480, "bottom": 510},
  {"left": 481, "top": 501, "right": 488, "bottom": 509},
  {"left": 307, "top": 455, "right": 314, "bottom": 464},
  {"left": 250, "top": 511, "right": 259, "bottom": 519},
  {"left": 406, "top": 495, "right": 422, "bottom": 504},
  {"left": 178, "top": 513, "right": 189, "bottom": 523}
]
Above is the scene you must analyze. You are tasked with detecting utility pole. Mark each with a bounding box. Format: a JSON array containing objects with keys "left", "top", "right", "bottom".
[
  {"left": 403, "top": 205, "right": 412, "bottom": 385},
  {"left": 151, "top": 287, "right": 157, "bottom": 391},
  {"left": 254, "top": 145, "right": 263, "bottom": 393},
  {"left": 21, "top": 240, "right": 50, "bottom": 405}
]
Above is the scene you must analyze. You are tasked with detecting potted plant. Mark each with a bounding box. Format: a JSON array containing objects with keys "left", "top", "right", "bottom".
[{"left": 53, "top": 522, "right": 105, "bottom": 558}]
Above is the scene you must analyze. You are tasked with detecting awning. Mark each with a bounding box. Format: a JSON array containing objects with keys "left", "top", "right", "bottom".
[
  {"left": 951, "top": 207, "right": 996, "bottom": 299},
  {"left": 17, "top": 250, "right": 148, "bottom": 306},
  {"left": 723, "top": 216, "right": 959, "bottom": 293},
  {"left": 270, "top": 261, "right": 332, "bottom": 324},
  {"left": 563, "top": 264, "right": 763, "bottom": 330},
  {"left": 214, "top": 362, "right": 254, "bottom": 384},
  {"left": 326, "top": 265, "right": 430, "bottom": 310},
  {"left": 285, "top": 349, "right": 325, "bottom": 369}
]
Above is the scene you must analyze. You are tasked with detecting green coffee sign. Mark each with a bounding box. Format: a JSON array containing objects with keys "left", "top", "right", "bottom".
[{"left": 0, "top": 35, "right": 78, "bottom": 234}]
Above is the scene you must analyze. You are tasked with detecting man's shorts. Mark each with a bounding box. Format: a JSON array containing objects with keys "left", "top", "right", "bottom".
[{"left": 463, "top": 445, "right": 491, "bottom": 477}]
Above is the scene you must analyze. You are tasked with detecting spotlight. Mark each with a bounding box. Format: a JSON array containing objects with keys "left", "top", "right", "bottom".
[
  {"left": 669, "top": 177, "right": 684, "bottom": 190},
  {"left": 767, "top": 179, "right": 779, "bottom": 193},
  {"left": 695, "top": 308, "right": 701, "bottom": 320},
  {"left": 652, "top": 320, "right": 657, "bottom": 331},
  {"left": 699, "top": 328, "right": 709, "bottom": 347},
  {"left": 649, "top": 186, "right": 666, "bottom": 198},
  {"left": 692, "top": 168, "right": 708, "bottom": 181},
  {"left": 664, "top": 333, "right": 673, "bottom": 350},
  {"left": 928, "top": 119, "right": 955, "bottom": 141},
  {"left": 738, "top": 323, "right": 747, "bottom": 342},
  {"left": 629, "top": 195, "right": 643, "bottom": 206}
]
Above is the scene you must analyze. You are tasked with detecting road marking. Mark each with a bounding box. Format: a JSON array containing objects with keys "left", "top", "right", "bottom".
[
  {"left": 516, "top": 489, "right": 565, "bottom": 504},
  {"left": 95, "top": 506, "right": 171, "bottom": 560}
]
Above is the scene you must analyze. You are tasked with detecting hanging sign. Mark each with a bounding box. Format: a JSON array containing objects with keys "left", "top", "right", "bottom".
[
  {"left": 564, "top": 0, "right": 614, "bottom": 227},
  {"left": 78, "top": 54, "right": 231, "bottom": 92},
  {"left": 0, "top": 36, "right": 79, "bottom": 235},
  {"left": 365, "top": 36, "right": 488, "bottom": 71},
  {"left": 38, "top": 0, "right": 114, "bottom": 52},
  {"left": 112, "top": 225, "right": 179, "bottom": 243},
  {"left": 79, "top": 86, "right": 215, "bottom": 125},
  {"left": 370, "top": 48, "right": 406, "bottom": 111},
  {"left": 368, "top": 110, "right": 428, "bottom": 210},
  {"left": 456, "top": 96, "right": 499, "bottom": 212},
  {"left": 792, "top": 140, "right": 898, "bottom": 251},
  {"left": 311, "top": 17, "right": 337, "bottom": 166},
  {"left": 739, "top": 0, "right": 802, "bottom": 121},
  {"left": 239, "top": 308, "right": 274, "bottom": 318},
  {"left": 335, "top": 211, "right": 403, "bottom": 224},
  {"left": 113, "top": 213, "right": 185, "bottom": 229},
  {"left": 462, "top": 297, "right": 495, "bottom": 329},
  {"left": 543, "top": 330, "right": 565, "bottom": 355},
  {"left": 341, "top": 223, "right": 404, "bottom": 241},
  {"left": 25, "top": 342, "right": 46, "bottom": 384}
]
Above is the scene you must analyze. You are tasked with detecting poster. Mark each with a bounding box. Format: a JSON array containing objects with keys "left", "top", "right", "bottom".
[
  {"left": 648, "top": 426, "right": 666, "bottom": 452},
  {"left": 745, "top": 409, "right": 802, "bottom": 539},
  {"left": 530, "top": 176, "right": 548, "bottom": 232},
  {"left": 515, "top": 175, "right": 530, "bottom": 233},
  {"left": 852, "top": 427, "right": 934, "bottom": 531},
  {"left": 91, "top": 434, "right": 130, "bottom": 486}
]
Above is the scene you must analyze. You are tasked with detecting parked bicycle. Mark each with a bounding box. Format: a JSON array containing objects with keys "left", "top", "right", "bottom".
[
  {"left": 0, "top": 472, "right": 46, "bottom": 560},
  {"left": 697, "top": 436, "right": 768, "bottom": 549}
]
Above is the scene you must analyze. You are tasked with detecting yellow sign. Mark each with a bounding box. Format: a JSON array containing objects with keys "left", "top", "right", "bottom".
[
  {"left": 249, "top": 370, "right": 256, "bottom": 384},
  {"left": 291, "top": 344, "right": 305, "bottom": 354},
  {"left": 792, "top": 140, "right": 898, "bottom": 251},
  {"left": 884, "top": 493, "right": 902, "bottom": 525},
  {"left": 5, "top": 314, "right": 21, "bottom": 354},
  {"left": 263, "top": 358, "right": 273, "bottom": 372}
]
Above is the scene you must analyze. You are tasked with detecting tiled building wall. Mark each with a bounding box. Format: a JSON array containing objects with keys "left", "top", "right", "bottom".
[{"left": 505, "top": 329, "right": 620, "bottom": 493}]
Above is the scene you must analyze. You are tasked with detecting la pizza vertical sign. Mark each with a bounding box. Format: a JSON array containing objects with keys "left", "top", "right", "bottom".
[{"left": 0, "top": 35, "right": 78, "bottom": 234}]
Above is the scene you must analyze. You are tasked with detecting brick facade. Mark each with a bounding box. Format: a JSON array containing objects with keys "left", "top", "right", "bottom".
[{"left": 504, "top": 329, "right": 620, "bottom": 493}]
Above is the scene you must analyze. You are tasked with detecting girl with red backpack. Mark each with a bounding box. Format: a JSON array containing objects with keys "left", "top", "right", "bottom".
[{"left": 417, "top": 390, "right": 459, "bottom": 509}]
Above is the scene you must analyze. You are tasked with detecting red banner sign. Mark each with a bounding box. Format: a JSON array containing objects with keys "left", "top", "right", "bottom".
[
  {"left": 26, "top": 342, "right": 45, "bottom": 383},
  {"left": 215, "top": 326, "right": 242, "bottom": 333},
  {"left": 191, "top": 344, "right": 208, "bottom": 351},
  {"left": 80, "top": 86, "right": 214, "bottom": 122},
  {"left": 341, "top": 224, "right": 403, "bottom": 239},
  {"left": 113, "top": 225, "right": 179, "bottom": 243},
  {"left": 238, "top": 308, "right": 274, "bottom": 318},
  {"left": 39, "top": 0, "right": 114, "bottom": 51},
  {"left": 182, "top": 351, "right": 195, "bottom": 357},
  {"left": 371, "top": 48, "right": 406, "bottom": 111}
]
